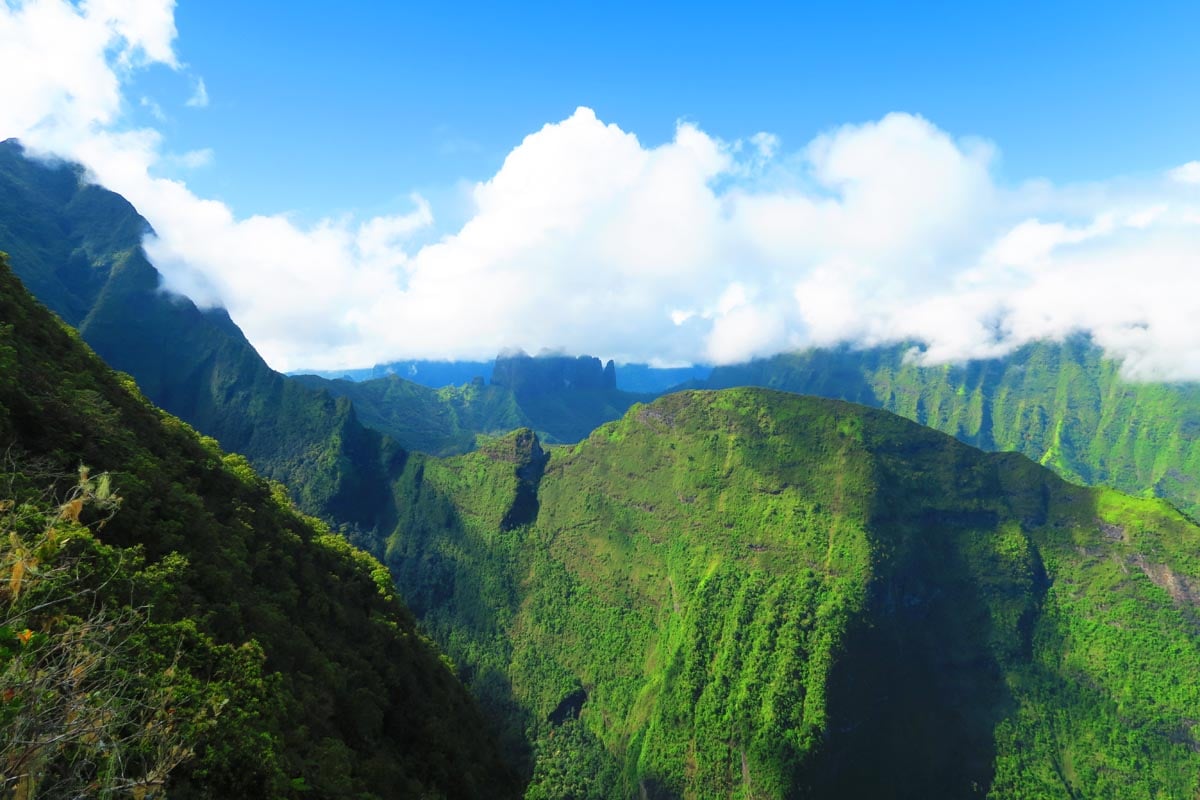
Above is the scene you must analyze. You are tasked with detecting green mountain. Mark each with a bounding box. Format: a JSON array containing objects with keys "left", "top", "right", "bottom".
[
  {"left": 0, "top": 252, "right": 518, "bottom": 798},
  {"left": 702, "top": 341, "right": 1200, "bottom": 520},
  {"left": 0, "top": 139, "right": 398, "bottom": 528},
  {"left": 361, "top": 389, "right": 1200, "bottom": 798},
  {"left": 296, "top": 352, "right": 651, "bottom": 455}
]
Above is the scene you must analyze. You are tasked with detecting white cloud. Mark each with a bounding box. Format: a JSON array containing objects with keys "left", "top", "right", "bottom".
[
  {"left": 715, "top": 283, "right": 749, "bottom": 315},
  {"left": 982, "top": 218, "right": 1109, "bottom": 269},
  {"left": 749, "top": 131, "right": 779, "bottom": 160},
  {"left": 705, "top": 303, "right": 789, "bottom": 365},
  {"left": 81, "top": 0, "right": 177, "bottom": 65},
  {"left": 1126, "top": 204, "right": 1168, "bottom": 229},
  {"left": 185, "top": 76, "right": 207, "bottom": 108},
  {"left": 5, "top": 1, "right": 1200, "bottom": 380},
  {"left": 0, "top": 0, "right": 177, "bottom": 147},
  {"left": 163, "top": 147, "right": 212, "bottom": 169},
  {"left": 1170, "top": 161, "right": 1200, "bottom": 185},
  {"left": 140, "top": 95, "right": 165, "bottom": 121}
]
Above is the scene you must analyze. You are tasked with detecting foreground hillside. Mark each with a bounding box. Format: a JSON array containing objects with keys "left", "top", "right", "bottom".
[
  {"left": 0, "top": 254, "right": 518, "bottom": 798},
  {"left": 703, "top": 342, "right": 1200, "bottom": 520},
  {"left": 371, "top": 389, "right": 1200, "bottom": 798}
]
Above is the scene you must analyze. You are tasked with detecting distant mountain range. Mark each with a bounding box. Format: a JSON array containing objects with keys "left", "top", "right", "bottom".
[
  {"left": 295, "top": 352, "right": 654, "bottom": 453},
  {"left": 293, "top": 356, "right": 711, "bottom": 394}
]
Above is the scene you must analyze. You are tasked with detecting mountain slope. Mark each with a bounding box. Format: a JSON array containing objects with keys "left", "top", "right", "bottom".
[
  {"left": 0, "top": 253, "right": 519, "bottom": 798},
  {"left": 292, "top": 373, "right": 530, "bottom": 456},
  {"left": 370, "top": 389, "right": 1200, "bottom": 798},
  {"left": 0, "top": 139, "right": 398, "bottom": 528},
  {"left": 704, "top": 340, "right": 1200, "bottom": 519}
]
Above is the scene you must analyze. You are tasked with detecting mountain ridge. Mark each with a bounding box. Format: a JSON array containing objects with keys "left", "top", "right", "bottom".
[{"left": 0, "top": 138, "right": 401, "bottom": 528}]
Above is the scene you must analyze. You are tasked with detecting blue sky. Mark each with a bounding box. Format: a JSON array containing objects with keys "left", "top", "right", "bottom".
[
  {"left": 6, "top": 0, "right": 1200, "bottom": 375},
  {"left": 133, "top": 1, "right": 1200, "bottom": 221}
]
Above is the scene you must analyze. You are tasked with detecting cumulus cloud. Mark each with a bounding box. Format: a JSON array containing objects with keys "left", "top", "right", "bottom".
[
  {"left": 142, "top": 107, "right": 1200, "bottom": 378},
  {"left": 5, "top": 1, "right": 1200, "bottom": 379}
]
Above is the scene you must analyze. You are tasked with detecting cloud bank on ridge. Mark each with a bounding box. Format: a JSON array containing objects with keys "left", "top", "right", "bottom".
[{"left": 4, "top": 0, "right": 1200, "bottom": 378}]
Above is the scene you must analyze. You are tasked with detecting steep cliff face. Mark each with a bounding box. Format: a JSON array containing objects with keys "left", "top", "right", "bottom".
[
  {"left": 491, "top": 351, "right": 618, "bottom": 397},
  {"left": 486, "top": 351, "right": 646, "bottom": 443}
]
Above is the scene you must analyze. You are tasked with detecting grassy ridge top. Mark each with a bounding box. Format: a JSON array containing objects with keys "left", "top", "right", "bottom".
[{"left": 705, "top": 341, "right": 1200, "bottom": 520}]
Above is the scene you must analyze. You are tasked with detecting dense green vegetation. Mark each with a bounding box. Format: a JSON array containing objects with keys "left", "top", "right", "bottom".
[
  {"left": 0, "top": 254, "right": 518, "bottom": 798},
  {"left": 704, "top": 341, "right": 1200, "bottom": 520},
  {"left": 366, "top": 389, "right": 1200, "bottom": 798},
  {"left": 1, "top": 468, "right": 256, "bottom": 798},
  {"left": 0, "top": 139, "right": 399, "bottom": 528}
]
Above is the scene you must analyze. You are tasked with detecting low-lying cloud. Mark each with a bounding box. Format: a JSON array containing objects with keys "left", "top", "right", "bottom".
[{"left": 5, "top": 0, "right": 1200, "bottom": 379}]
